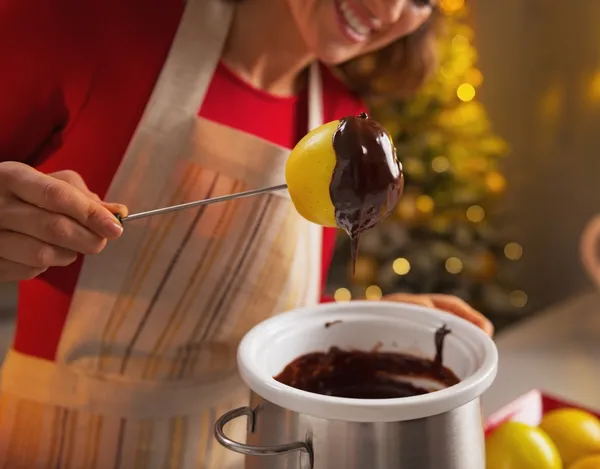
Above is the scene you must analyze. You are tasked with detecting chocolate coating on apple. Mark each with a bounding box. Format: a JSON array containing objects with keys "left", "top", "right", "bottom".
[{"left": 330, "top": 113, "right": 404, "bottom": 271}]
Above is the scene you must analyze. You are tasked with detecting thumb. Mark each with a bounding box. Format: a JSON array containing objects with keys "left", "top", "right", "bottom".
[
  {"left": 50, "top": 170, "right": 106, "bottom": 204},
  {"left": 101, "top": 202, "right": 128, "bottom": 219},
  {"left": 50, "top": 170, "right": 93, "bottom": 194}
]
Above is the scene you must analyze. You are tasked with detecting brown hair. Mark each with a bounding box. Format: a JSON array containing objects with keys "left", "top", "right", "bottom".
[{"left": 336, "top": 12, "right": 440, "bottom": 100}]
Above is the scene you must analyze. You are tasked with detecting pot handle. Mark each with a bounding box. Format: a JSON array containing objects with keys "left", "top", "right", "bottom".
[{"left": 214, "top": 406, "right": 314, "bottom": 468}]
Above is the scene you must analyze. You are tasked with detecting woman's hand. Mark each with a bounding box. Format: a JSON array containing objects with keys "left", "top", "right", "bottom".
[
  {"left": 382, "top": 293, "right": 494, "bottom": 337},
  {"left": 0, "top": 162, "right": 127, "bottom": 282}
]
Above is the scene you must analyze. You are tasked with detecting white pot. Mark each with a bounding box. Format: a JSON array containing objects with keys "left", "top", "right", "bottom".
[{"left": 216, "top": 301, "right": 498, "bottom": 469}]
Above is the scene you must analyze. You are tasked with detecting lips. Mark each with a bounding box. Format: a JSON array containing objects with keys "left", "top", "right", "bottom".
[{"left": 334, "top": 0, "right": 379, "bottom": 43}]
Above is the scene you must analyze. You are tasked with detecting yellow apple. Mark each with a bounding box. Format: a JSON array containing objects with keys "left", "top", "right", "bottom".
[
  {"left": 486, "top": 421, "right": 563, "bottom": 469},
  {"left": 569, "top": 454, "right": 600, "bottom": 469},
  {"left": 540, "top": 409, "right": 600, "bottom": 466},
  {"left": 285, "top": 120, "right": 339, "bottom": 228}
]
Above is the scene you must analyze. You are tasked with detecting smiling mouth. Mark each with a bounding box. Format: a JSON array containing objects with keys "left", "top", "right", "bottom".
[{"left": 334, "top": 0, "right": 378, "bottom": 43}]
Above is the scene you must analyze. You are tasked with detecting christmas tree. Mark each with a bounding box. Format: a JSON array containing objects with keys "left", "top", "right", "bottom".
[{"left": 326, "top": 0, "right": 529, "bottom": 331}]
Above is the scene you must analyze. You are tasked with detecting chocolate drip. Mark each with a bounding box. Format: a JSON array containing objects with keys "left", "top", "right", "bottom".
[
  {"left": 329, "top": 113, "right": 404, "bottom": 272},
  {"left": 274, "top": 325, "right": 459, "bottom": 399},
  {"left": 433, "top": 324, "right": 452, "bottom": 372}
]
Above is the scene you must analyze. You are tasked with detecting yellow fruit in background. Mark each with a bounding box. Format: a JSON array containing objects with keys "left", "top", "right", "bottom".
[
  {"left": 569, "top": 454, "right": 600, "bottom": 469},
  {"left": 540, "top": 409, "right": 600, "bottom": 466},
  {"left": 486, "top": 421, "right": 563, "bottom": 469},
  {"left": 285, "top": 120, "right": 339, "bottom": 227}
]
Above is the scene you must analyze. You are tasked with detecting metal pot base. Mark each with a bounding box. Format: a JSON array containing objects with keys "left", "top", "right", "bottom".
[{"left": 215, "top": 392, "right": 485, "bottom": 469}]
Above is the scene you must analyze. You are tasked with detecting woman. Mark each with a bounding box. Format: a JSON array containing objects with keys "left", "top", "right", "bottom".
[{"left": 0, "top": 0, "right": 493, "bottom": 466}]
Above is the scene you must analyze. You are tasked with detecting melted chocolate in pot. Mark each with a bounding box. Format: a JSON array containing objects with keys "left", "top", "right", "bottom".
[
  {"left": 274, "top": 325, "right": 459, "bottom": 399},
  {"left": 329, "top": 113, "right": 404, "bottom": 271}
]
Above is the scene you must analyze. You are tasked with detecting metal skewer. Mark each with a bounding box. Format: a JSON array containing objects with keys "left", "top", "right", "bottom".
[{"left": 117, "top": 184, "right": 288, "bottom": 223}]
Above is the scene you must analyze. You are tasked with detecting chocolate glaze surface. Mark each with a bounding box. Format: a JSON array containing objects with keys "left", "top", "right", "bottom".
[
  {"left": 329, "top": 113, "right": 404, "bottom": 270},
  {"left": 274, "top": 325, "right": 459, "bottom": 399}
]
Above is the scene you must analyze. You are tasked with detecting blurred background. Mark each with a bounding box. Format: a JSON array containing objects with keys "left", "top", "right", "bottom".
[
  {"left": 3, "top": 0, "right": 600, "bottom": 336},
  {"left": 326, "top": 0, "right": 600, "bottom": 332}
]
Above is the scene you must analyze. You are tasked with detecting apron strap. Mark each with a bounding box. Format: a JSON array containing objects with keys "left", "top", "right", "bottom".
[{"left": 308, "top": 62, "right": 324, "bottom": 131}]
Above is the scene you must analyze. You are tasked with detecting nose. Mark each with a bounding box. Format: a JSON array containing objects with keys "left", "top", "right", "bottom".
[{"left": 368, "top": 0, "right": 407, "bottom": 25}]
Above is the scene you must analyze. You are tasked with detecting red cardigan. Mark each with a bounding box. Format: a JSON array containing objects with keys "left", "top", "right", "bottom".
[{"left": 0, "top": 0, "right": 365, "bottom": 360}]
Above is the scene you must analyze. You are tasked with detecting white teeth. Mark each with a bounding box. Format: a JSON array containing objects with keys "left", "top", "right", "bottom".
[{"left": 338, "top": 0, "right": 371, "bottom": 39}]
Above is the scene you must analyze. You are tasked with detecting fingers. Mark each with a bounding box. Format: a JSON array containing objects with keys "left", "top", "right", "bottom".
[
  {"left": 427, "top": 294, "right": 495, "bottom": 337},
  {"left": 0, "top": 200, "right": 107, "bottom": 255},
  {"left": 0, "top": 163, "right": 127, "bottom": 282},
  {"left": 0, "top": 231, "right": 77, "bottom": 269},
  {"left": 0, "top": 258, "right": 47, "bottom": 282},
  {"left": 2, "top": 164, "right": 123, "bottom": 240},
  {"left": 383, "top": 293, "right": 436, "bottom": 309},
  {"left": 381, "top": 292, "right": 495, "bottom": 337}
]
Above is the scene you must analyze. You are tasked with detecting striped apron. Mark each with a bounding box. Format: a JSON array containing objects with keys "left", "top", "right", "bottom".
[{"left": 0, "top": 0, "right": 324, "bottom": 467}]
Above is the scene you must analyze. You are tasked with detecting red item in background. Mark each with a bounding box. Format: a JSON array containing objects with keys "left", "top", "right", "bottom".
[{"left": 484, "top": 389, "right": 600, "bottom": 438}]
